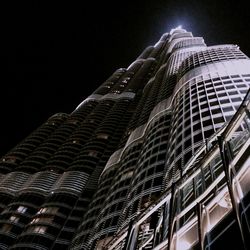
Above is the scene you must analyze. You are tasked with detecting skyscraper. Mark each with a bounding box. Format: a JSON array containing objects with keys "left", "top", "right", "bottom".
[{"left": 0, "top": 27, "right": 250, "bottom": 250}]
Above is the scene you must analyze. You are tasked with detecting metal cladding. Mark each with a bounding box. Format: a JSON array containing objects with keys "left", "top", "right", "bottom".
[{"left": 0, "top": 27, "right": 250, "bottom": 250}]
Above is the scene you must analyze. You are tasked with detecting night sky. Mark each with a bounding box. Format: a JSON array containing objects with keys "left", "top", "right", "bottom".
[{"left": 1, "top": 0, "right": 250, "bottom": 156}]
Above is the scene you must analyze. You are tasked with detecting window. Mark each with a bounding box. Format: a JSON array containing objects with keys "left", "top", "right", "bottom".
[
  {"left": 193, "top": 106, "right": 199, "bottom": 113},
  {"left": 231, "top": 97, "right": 242, "bottom": 102},
  {"left": 193, "top": 114, "right": 200, "bottom": 121},
  {"left": 184, "top": 119, "right": 190, "bottom": 127},
  {"left": 194, "top": 133, "right": 203, "bottom": 143},
  {"left": 2, "top": 156, "right": 16, "bottom": 163},
  {"left": 184, "top": 151, "right": 192, "bottom": 164},
  {"left": 200, "top": 96, "right": 207, "bottom": 102},
  {"left": 9, "top": 215, "right": 19, "bottom": 223},
  {"left": 31, "top": 218, "right": 40, "bottom": 224},
  {"left": 38, "top": 207, "right": 58, "bottom": 215},
  {"left": 233, "top": 79, "right": 243, "bottom": 83},
  {"left": 203, "top": 119, "right": 213, "bottom": 127},
  {"left": 211, "top": 108, "right": 221, "bottom": 114},
  {"left": 88, "top": 151, "right": 98, "bottom": 157},
  {"left": 145, "top": 180, "right": 152, "bottom": 189},
  {"left": 193, "top": 122, "right": 201, "bottom": 131},
  {"left": 210, "top": 100, "right": 219, "bottom": 106},
  {"left": 29, "top": 226, "right": 47, "bottom": 234},
  {"left": 96, "top": 133, "right": 109, "bottom": 139},
  {"left": 153, "top": 177, "right": 162, "bottom": 186},
  {"left": 67, "top": 119, "right": 78, "bottom": 125},
  {"left": 240, "top": 89, "right": 247, "bottom": 94},
  {"left": 17, "top": 206, "right": 27, "bottom": 214},
  {"left": 208, "top": 94, "right": 216, "bottom": 100},
  {"left": 184, "top": 128, "right": 191, "bottom": 137},
  {"left": 214, "top": 117, "right": 225, "bottom": 123},
  {"left": 201, "top": 103, "right": 208, "bottom": 109},
  {"left": 223, "top": 107, "right": 233, "bottom": 112},
  {"left": 204, "top": 129, "right": 214, "bottom": 138},
  {"left": 112, "top": 90, "right": 120, "bottom": 94},
  {"left": 220, "top": 99, "right": 230, "bottom": 104},
  {"left": 217, "top": 92, "right": 227, "bottom": 97},
  {"left": 111, "top": 216, "right": 119, "bottom": 226},
  {"left": 31, "top": 217, "right": 53, "bottom": 224},
  {"left": 228, "top": 91, "right": 238, "bottom": 95},
  {"left": 0, "top": 224, "right": 12, "bottom": 232}
]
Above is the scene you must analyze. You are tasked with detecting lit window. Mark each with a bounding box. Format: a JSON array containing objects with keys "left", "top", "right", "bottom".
[
  {"left": 30, "top": 226, "right": 47, "bottom": 234},
  {"left": 122, "top": 77, "right": 130, "bottom": 83},
  {"left": 30, "top": 218, "right": 40, "bottom": 224},
  {"left": 17, "top": 206, "right": 27, "bottom": 214},
  {"left": 9, "top": 215, "right": 19, "bottom": 223},
  {"left": 31, "top": 217, "right": 53, "bottom": 224},
  {"left": 112, "top": 90, "right": 120, "bottom": 94},
  {"left": 38, "top": 208, "right": 46, "bottom": 214},
  {"left": 96, "top": 133, "right": 109, "bottom": 139},
  {"left": 37, "top": 207, "right": 58, "bottom": 214},
  {"left": 2, "top": 156, "right": 16, "bottom": 163}
]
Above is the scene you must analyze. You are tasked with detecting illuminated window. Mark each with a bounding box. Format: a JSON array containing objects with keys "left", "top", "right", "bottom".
[
  {"left": 38, "top": 207, "right": 58, "bottom": 214},
  {"left": 2, "top": 156, "right": 16, "bottom": 163},
  {"left": 38, "top": 208, "right": 46, "bottom": 214},
  {"left": 96, "top": 133, "right": 109, "bottom": 139},
  {"left": 31, "top": 216, "right": 53, "bottom": 224},
  {"left": 30, "top": 218, "right": 40, "bottom": 224},
  {"left": 17, "top": 206, "right": 27, "bottom": 213},
  {"left": 112, "top": 90, "right": 120, "bottom": 94},
  {"left": 29, "top": 226, "right": 47, "bottom": 234},
  {"left": 122, "top": 77, "right": 130, "bottom": 83},
  {"left": 9, "top": 215, "right": 19, "bottom": 223}
]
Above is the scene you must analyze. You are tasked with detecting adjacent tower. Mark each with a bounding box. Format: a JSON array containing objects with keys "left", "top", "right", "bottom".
[{"left": 0, "top": 27, "right": 250, "bottom": 250}]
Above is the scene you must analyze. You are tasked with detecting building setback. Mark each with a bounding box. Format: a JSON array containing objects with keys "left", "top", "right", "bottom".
[{"left": 0, "top": 27, "right": 250, "bottom": 250}]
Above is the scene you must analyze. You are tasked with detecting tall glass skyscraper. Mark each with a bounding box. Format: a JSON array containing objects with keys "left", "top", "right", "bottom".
[{"left": 0, "top": 27, "right": 250, "bottom": 250}]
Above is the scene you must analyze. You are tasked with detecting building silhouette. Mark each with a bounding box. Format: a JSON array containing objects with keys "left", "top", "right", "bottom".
[{"left": 0, "top": 27, "right": 250, "bottom": 250}]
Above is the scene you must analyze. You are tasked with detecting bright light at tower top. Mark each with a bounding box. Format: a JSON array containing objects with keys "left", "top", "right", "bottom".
[{"left": 170, "top": 25, "right": 186, "bottom": 35}]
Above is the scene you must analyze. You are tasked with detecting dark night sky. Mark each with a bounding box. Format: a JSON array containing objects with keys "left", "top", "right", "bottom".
[{"left": 0, "top": 0, "right": 250, "bottom": 156}]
